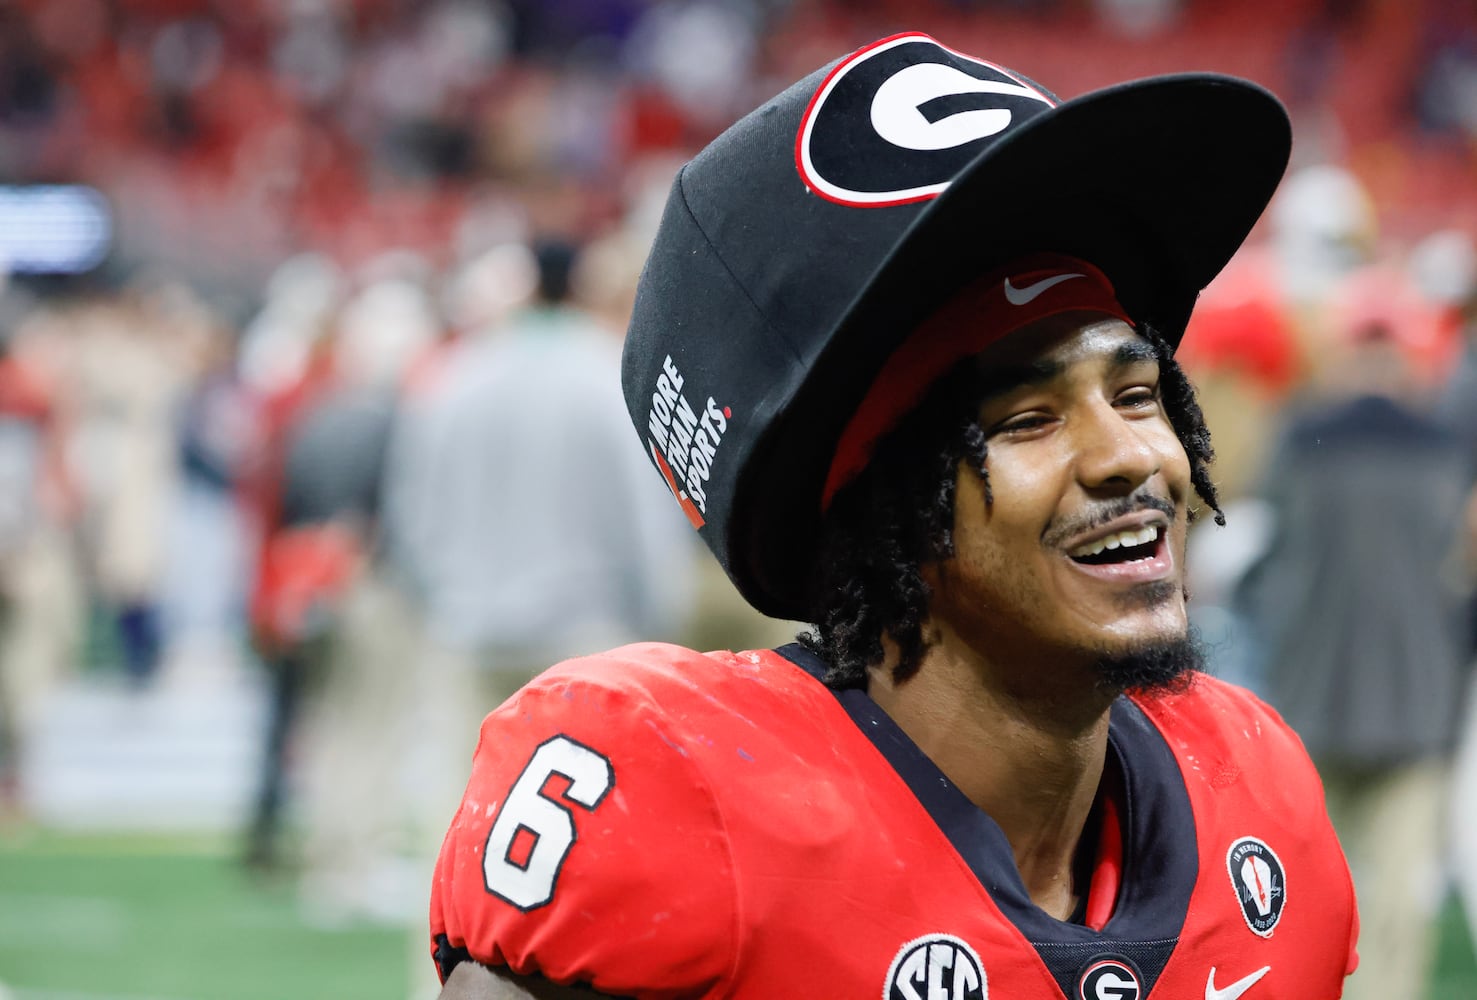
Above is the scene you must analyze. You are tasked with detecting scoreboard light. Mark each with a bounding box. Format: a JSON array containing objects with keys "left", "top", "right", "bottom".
[{"left": 0, "top": 185, "right": 113, "bottom": 274}]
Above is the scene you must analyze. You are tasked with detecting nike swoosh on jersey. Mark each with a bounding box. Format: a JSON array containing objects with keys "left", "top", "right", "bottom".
[
  {"left": 1205, "top": 965, "right": 1271, "bottom": 1000},
  {"left": 1002, "top": 272, "right": 1085, "bottom": 305}
]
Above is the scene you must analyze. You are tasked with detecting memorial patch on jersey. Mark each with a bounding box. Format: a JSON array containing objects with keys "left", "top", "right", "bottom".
[
  {"left": 1076, "top": 956, "right": 1142, "bottom": 1000},
  {"left": 1226, "top": 836, "right": 1286, "bottom": 937},
  {"left": 884, "top": 933, "right": 987, "bottom": 1000}
]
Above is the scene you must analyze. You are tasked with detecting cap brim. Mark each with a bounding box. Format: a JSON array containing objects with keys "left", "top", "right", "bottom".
[{"left": 734, "top": 73, "right": 1291, "bottom": 619}]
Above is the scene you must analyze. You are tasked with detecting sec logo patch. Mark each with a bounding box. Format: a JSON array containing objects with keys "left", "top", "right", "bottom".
[
  {"left": 1227, "top": 836, "right": 1287, "bottom": 937},
  {"left": 885, "top": 933, "right": 987, "bottom": 1000}
]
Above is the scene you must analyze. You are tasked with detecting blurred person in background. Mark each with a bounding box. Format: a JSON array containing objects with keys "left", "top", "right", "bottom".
[
  {"left": 162, "top": 288, "right": 259, "bottom": 664},
  {"left": 1421, "top": 230, "right": 1477, "bottom": 660},
  {"left": 1421, "top": 228, "right": 1477, "bottom": 956},
  {"left": 67, "top": 280, "right": 200, "bottom": 686},
  {"left": 381, "top": 235, "right": 695, "bottom": 996},
  {"left": 382, "top": 237, "right": 694, "bottom": 725},
  {"left": 0, "top": 288, "right": 82, "bottom": 819},
  {"left": 1267, "top": 164, "right": 1378, "bottom": 329},
  {"left": 1175, "top": 249, "right": 1301, "bottom": 695},
  {"left": 283, "top": 269, "right": 443, "bottom": 917},
  {"left": 1171, "top": 166, "right": 1379, "bottom": 701},
  {"left": 242, "top": 266, "right": 437, "bottom": 878},
  {"left": 1237, "top": 261, "right": 1474, "bottom": 1000},
  {"left": 237, "top": 265, "right": 342, "bottom": 873},
  {"left": 1432, "top": 231, "right": 1477, "bottom": 532}
]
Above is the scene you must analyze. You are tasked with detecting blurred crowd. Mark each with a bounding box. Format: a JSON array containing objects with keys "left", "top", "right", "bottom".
[
  {"left": 3, "top": 0, "right": 1477, "bottom": 289},
  {"left": 0, "top": 0, "right": 1476, "bottom": 998}
]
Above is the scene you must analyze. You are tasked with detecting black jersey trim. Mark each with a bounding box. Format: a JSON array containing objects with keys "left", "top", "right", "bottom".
[
  {"left": 773, "top": 643, "right": 1194, "bottom": 994},
  {"left": 433, "top": 932, "right": 473, "bottom": 983}
]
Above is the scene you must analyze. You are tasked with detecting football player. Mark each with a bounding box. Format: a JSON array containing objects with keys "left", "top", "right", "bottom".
[{"left": 430, "top": 33, "right": 1358, "bottom": 1000}]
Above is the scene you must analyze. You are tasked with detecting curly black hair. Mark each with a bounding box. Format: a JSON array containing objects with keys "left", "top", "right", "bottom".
[{"left": 798, "top": 322, "right": 1220, "bottom": 691}]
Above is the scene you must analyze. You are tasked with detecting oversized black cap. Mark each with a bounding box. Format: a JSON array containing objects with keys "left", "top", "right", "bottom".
[{"left": 621, "top": 32, "right": 1291, "bottom": 621}]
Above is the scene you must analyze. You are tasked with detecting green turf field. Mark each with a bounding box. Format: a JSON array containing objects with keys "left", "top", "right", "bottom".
[
  {"left": 1, "top": 829, "right": 1475, "bottom": 999},
  {"left": 1431, "top": 889, "right": 1477, "bottom": 1000},
  {"left": 0, "top": 830, "right": 411, "bottom": 1000}
]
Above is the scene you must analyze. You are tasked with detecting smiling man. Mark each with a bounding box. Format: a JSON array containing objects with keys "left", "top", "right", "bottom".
[{"left": 428, "top": 33, "right": 1358, "bottom": 1000}]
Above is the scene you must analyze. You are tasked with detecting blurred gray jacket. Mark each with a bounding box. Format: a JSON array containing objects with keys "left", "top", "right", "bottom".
[
  {"left": 1238, "top": 394, "right": 1473, "bottom": 765},
  {"left": 380, "top": 306, "right": 695, "bottom": 662},
  {"left": 280, "top": 385, "right": 396, "bottom": 529},
  {"left": 1439, "top": 339, "right": 1477, "bottom": 470}
]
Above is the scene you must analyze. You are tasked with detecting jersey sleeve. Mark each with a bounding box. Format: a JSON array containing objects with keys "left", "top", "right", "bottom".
[{"left": 429, "top": 651, "right": 739, "bottom": 999}]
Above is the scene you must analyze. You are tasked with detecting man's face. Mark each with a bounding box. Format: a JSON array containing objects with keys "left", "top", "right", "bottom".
[{"left": 928, "top": 312, "right": 1194, "bottom": 675}]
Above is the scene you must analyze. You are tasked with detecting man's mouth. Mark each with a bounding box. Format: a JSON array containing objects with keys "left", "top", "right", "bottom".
[
  {"left": 1058, "top": 512, "right": 1176, "bottom": 585},
  {"left": 1068, "top": 524, "right": 1164, "bottom": 566}
]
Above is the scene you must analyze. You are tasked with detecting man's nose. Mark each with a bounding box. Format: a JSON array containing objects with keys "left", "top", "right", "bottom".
[{"left": 1072, "top": 399, "right": 1160, "bottom": 493}]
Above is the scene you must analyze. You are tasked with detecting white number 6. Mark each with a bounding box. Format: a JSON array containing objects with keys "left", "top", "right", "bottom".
[{"left": 482, "top": 735, "right": 615, "bottom": 910}]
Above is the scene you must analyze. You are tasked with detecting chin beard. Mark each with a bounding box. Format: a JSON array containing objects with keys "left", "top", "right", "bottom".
[{"left": 1092, "top": 628, "right": 1206, "bottom": 696}]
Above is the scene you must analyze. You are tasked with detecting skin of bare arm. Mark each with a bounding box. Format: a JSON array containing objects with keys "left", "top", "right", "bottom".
[{"left": 439, "top": 961, "right": 628, "bottom": 1000}]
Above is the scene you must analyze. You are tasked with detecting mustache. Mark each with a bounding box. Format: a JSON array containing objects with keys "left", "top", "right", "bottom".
[{"left": 1041, "top": 491, "right": 1176, "bottom": 549}]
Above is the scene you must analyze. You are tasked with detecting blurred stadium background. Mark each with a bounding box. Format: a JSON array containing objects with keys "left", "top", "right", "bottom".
[{"left": 0, "top": 0, "right": 1475, "bottom": 997}]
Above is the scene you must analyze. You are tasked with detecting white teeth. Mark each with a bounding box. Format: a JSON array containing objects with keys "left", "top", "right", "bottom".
[{"left": 1069, "top": 525, "right": 1160, "bottom": 558}]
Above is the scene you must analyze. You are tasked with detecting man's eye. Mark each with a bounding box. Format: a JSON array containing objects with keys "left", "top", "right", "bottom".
[
  {"left": 997, "top": 413, "right": 1053, "bottom": 434},
  {"left": 1116, "top": 386, "right": 1160, "bottom": 409}
]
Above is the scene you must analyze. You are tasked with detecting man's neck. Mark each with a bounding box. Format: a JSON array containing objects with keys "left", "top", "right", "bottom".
[{"left": 867, "top": 626, "right": 1116, "bottom": 920}]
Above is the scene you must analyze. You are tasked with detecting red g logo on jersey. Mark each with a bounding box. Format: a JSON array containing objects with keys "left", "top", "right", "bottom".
[{"left": 884, "top": 933, "right": 987, "bottom": 1000}]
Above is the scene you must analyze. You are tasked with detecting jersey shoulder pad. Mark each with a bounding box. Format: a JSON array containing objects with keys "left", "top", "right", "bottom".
[
  {"left": 431, "top": 643, "right": 747, "bottom": 998},
  {"left": 1133, "top": 673, "right": 1326, "bottom": 807}
]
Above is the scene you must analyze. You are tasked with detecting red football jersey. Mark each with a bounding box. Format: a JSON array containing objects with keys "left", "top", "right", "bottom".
[{"left": 430, "top": 643, "right": 1357, "bottom": 999}]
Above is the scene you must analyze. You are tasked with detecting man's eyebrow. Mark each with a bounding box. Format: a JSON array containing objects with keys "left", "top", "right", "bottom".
[
  {"left": 1111, "top": 338, "right": 1161, "bottom": 367},
  {"left": 976, "top": 357, "right": 1065, "bottom": 400},
  {"left": 974, "top": 336, "right": 1160, "bottom": 400}
]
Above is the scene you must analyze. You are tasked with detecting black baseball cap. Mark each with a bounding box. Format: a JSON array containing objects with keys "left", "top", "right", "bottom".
[{"left": 621, "top": 32, "right": 1291, "bottom": 621}]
